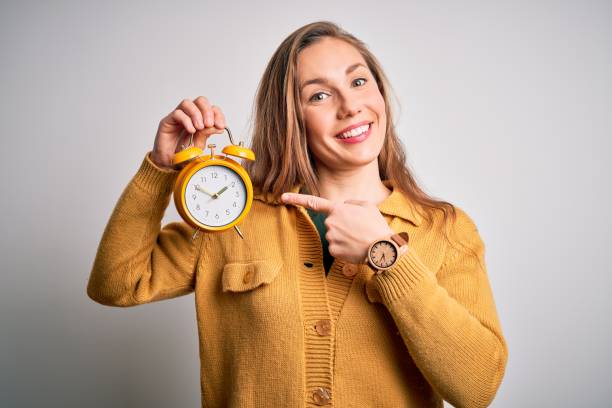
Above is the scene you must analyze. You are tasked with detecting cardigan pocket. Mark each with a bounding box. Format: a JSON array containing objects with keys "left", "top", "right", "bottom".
[{"left": 221, "top": 259, "right": 282, "bottom": 293}]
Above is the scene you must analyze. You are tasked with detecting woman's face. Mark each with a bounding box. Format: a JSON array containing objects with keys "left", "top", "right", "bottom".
[{"left": 297, "top": 37, "right": 387, "bottom": 172}]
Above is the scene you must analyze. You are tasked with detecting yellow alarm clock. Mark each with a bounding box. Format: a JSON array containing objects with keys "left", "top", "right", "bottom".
[{"left": 172, "top": 127, "right": 255, "bottom": 239}]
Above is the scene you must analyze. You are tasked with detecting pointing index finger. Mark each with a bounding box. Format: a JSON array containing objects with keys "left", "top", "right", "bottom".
[{"left": 281, "top": 193, "right": 335, "bottom": 215}]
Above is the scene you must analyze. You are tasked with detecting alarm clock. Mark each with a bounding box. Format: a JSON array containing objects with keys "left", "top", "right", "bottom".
[{"left": 172, "top": 127, "right": 255, "bottom": 239}]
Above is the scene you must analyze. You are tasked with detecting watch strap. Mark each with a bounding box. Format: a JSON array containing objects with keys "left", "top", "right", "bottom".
[{"left": 390, "top": 232, "right": 409, "bottom": 247}]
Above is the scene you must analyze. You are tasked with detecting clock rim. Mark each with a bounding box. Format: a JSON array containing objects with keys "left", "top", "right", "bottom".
[{"left": 173, "top": 154, "right": 253, "bottom": 231}]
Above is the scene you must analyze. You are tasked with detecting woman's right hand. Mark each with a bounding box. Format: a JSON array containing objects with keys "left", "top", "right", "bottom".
[{"left": 151, "top": 96, "right": 227, "bottom": 170}]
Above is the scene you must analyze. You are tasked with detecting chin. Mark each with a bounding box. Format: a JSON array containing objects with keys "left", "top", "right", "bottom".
[{"left": 340, "top": 152, "right": 380, "bottom": 169}]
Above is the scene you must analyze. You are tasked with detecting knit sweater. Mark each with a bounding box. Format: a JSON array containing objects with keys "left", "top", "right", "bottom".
[{"left": 87, "top": 152, "right": 508, "bottom": 408}]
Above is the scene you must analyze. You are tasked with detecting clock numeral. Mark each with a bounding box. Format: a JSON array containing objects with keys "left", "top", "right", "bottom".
[
  {"left": 215, "top": 213, "right": 219, "bottom": 219},
  {"left": 225, "top": 209, "right": 230, "bottom": 215},
  {"left": 234, "top": 191, "right": 239, "bottom": 197},
  {"left": 233, "top": 201, "right": 237, "bottom": 207},
  {"left": 201, "top": 176, "right": 206, "bottom": 183},
  {"left": 192, "top": 194, "right": 196, "bottom": 200},
  {"left": 212, "top": 172, "right": 218, "bottom": 179},
  {"left": 196, "top": 204, "right": 200, "bottom": 211},
  {"left": 204, "top": 210, "right": 209, "bottom": 217},
  {"left": 231, "top": 181, "right": 235, "bottom": 188},
  {"left": 224, "top": 174, "right": 227, "bottom": 180}
]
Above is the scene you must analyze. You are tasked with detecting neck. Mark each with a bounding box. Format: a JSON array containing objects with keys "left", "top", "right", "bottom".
[{"left": 313, "top": 159, "right": 391, "bottom": 205}]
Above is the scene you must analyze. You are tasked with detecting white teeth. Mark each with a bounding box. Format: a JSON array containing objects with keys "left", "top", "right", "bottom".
[{"left": 337, "top": 124, "right": 370, "bottom": 139}]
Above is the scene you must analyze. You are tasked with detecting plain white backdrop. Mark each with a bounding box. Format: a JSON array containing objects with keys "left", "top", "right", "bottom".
[{"left": 1, "top": 1, "right": 610, "bottom": 406}]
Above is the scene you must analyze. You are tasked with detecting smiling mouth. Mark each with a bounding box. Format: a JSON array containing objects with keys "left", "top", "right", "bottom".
[{"left": 335, "top": 122, "right": 373, "bottom": 139}]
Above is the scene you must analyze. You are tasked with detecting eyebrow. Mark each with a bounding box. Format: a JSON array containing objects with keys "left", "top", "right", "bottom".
[{"left": 299, "top": 62, "right": 367, "bottom": 91}]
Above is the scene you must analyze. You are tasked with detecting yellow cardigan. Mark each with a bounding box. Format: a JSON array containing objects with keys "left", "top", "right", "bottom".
[{"left": 87, "top": 152, "right": 508, "bottom": 408}]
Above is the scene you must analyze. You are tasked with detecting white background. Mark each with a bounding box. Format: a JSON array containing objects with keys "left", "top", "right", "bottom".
[{"left": 1, "top": 1, "right": 610, "bottom": 406}]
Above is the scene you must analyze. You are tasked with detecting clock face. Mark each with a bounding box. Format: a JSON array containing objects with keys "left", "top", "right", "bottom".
[
  {"left": 371, "top": 241, "right": 398, "bottom": 268},
  {"left": 184, "top": 164, "right": 247, "bottom": 227}
]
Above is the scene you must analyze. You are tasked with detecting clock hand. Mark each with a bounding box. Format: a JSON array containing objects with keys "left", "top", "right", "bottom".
[
  {"left": 195, "top": 185, "right": 216, "bottom": 197},
  {"left": 214, "top": 185, "right": 230, "bottom": 197}
]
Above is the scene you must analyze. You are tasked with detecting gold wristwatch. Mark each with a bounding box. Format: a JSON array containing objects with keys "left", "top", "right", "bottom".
[{"left": 364, "top": 232, "right": 409, "bottom": 274}]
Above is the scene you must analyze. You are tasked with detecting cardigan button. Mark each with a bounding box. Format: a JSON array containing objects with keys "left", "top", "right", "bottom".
[
  {"left": 314, "top": 319, "right": 331, "bottom": 336},
  {"left": 242, "top": 269, "right": 253, "bottom": 284},
  {"left": 312, "top": 387, "right": 331, "bottom": 405},
  {"left": 342, "top": 263, "right": 358, "bottom": 277}
]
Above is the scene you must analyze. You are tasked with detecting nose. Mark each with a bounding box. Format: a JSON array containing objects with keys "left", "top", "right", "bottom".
[{"left": 337, "top": 94, "right": 362, "bottom": 119}]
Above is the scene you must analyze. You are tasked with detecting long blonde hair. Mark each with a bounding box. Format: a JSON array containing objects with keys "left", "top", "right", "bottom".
[{"left": 244, "top": 21, "right": 471, "bottom": 253}]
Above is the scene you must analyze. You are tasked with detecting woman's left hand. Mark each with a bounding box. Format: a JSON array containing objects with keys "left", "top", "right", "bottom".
[{"left": 281, "top": 192, "right": 394, "bottom": 264}]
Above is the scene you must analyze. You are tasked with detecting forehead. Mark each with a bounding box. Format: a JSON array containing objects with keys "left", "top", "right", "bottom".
[{"left": 297, "top": 37, "right": 366, "bottom": 79}]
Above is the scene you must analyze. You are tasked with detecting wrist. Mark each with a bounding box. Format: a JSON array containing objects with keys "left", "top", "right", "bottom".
[{"left": 149, "top": 151, "right": 176, "bottom": 171}]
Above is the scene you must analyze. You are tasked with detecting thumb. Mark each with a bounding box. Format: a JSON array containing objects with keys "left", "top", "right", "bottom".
[{"left": 194, "top": 126, "right": 225, "bottom": 149}]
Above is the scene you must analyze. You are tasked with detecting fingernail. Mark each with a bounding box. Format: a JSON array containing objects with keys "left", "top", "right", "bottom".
[{"left": 281, "top": 193, "right": 289, "bottom": 201}]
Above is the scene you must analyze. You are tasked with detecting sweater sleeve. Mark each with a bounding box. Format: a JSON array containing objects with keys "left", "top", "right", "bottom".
[
  {"left": 373, "top": 208, "right": 508, "bottom": 408},
  {"left": 87, "top": 151, "right": 206, "bottom": 307}
]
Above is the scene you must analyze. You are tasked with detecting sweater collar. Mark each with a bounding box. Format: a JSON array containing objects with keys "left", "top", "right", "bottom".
[{"left": 253, "top": 179, "right": 423, "bottom": 227}]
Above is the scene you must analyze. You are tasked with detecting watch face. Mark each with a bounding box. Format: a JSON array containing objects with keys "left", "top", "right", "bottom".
[
  {"left": 184, "top": 165, "right": 247, "bottom": 227},
  {"left": 370, "top": 241, "right": 398, "bottom": 268}
]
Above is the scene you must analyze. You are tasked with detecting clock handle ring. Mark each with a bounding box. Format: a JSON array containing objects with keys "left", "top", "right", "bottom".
[
  {"left": 179, "top": 130, "right": 196, "bottom": 151},
  {"left": 181, "top": 127, "right": 240, "bottom": 150},
  {"left": 223, "top": 127, "right": 238, "bottom": 146}
]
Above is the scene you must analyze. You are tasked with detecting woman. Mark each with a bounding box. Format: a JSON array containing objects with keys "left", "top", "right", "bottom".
[{"left": 88, "top": 21, "right": 508, "bottom": 408}]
